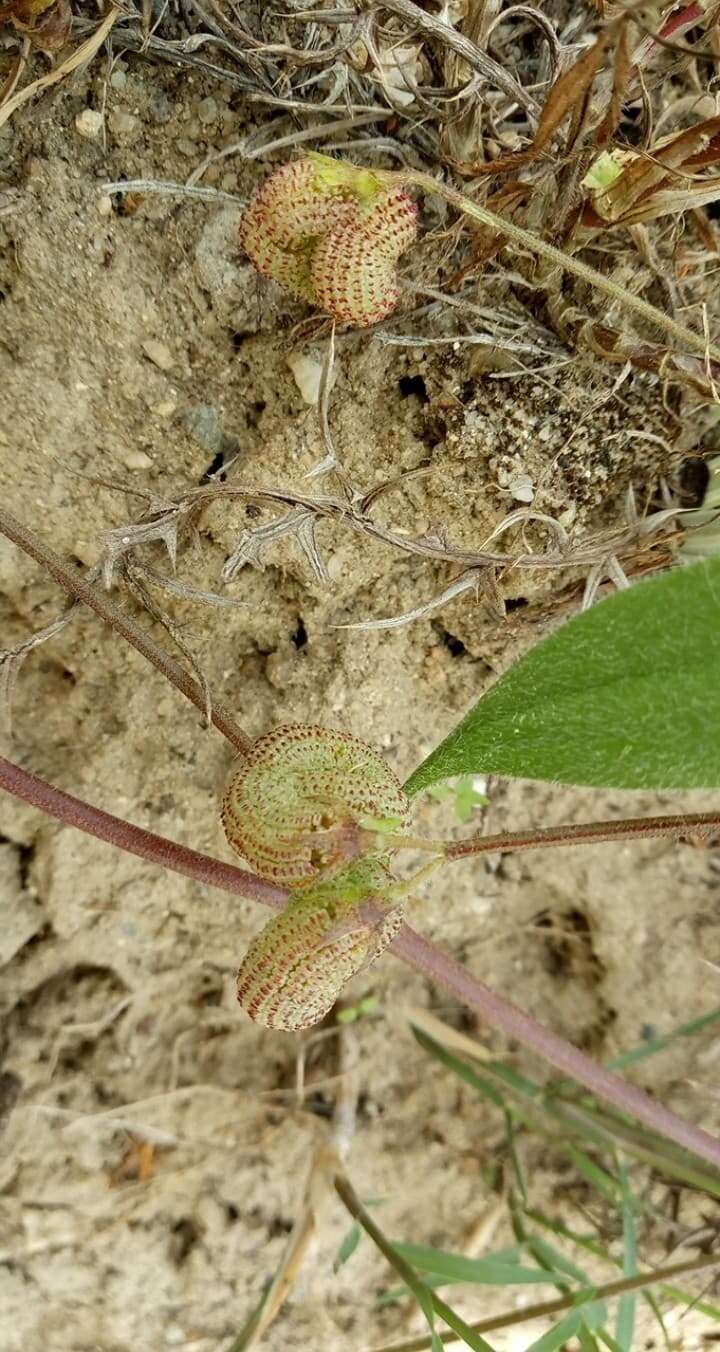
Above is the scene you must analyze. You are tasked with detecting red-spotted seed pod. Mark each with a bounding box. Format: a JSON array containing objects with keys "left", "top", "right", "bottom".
[
  {"left": 236, "top": 859, "right": 402, "bottom": 1030},
  {"left": 239, "top": 158, "right": 418, "bottom": 327},
  {"left": 312, "top": 189, "right": 418, "bottom": 327},
  {"left": 221, "top": 724, "right": 410, "bottom": 888}
]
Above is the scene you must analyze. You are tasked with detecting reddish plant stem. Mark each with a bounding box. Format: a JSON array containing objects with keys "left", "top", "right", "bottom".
[
  {"left": 444, "top": 811, "right": 720, "bottom": 861},
  {"left": 0, "top": 506, "right": 251, "bottom": 756},
  {"left": 392, "top": 926, "right": 720, "bottom": 1168},
  {"left": 0, "top": 756, "right": 286, "bottom": 910},
  {"left": 2, "top": 754, "right": 720, "bottom": 1171}
]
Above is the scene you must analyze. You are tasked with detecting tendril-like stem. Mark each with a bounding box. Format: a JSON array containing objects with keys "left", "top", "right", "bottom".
[{"left": 443, "top": 811, "right": 720, "bottom": 859}]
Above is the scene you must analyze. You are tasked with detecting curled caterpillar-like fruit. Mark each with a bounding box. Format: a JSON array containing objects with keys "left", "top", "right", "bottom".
[
  {"left": 239, "top": 157, "right": 418, "bottom": 327},
  {"left": 221, "top": 724, "right": 410, "bottom": 887},
  {"left": 236, "top": 859, "right": 402, "bottom": 1030}
]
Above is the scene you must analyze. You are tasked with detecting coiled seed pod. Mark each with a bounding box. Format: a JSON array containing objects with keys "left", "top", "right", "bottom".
[
  {"left": 239, "top": 158, "right": 418, "bottom": 327},
  {"left": 221, "top": 724, "right": 410, "bottom": 888},
  {"left": 236, "top": 859, "right": 402, "bottom": 1030},
  {"left": 312, "top": 188, "right": 419, "bottom": 327}
]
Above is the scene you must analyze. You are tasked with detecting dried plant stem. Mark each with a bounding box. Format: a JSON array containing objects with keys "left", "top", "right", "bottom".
[
  {"left": 399, "top": 171, "right": 720, "bottom": 367},
  {"left": 0, "top": 7, "right": 120, "bottom": 131},
  {"left": 364, "top": 1250, "right": 720, "bottom": 1352},
  {"left": 0, "top": 507, "right": 251, "bottom": 756},
  {"left": 443, "top": 811, "right": 720, "bottom": 861},
  {"left": 0, "top": 755, "right": 286, "bottom": 910},
  {"left": 2, "top": 754, "right": 720, "bottom": 1169}
]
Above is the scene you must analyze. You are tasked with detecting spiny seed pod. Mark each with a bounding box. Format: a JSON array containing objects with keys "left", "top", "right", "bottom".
[
  {"left": 236, "top": 859, "right": 402, "bottom": 1030},
  {"left": 239, "top": 157, "right": 418, "bottom": 327},
  {"left": 222, "top": 724, "right": 410, "bottom": 888}
]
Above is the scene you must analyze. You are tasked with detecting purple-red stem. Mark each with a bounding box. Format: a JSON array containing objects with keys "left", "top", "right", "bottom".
[
  {"left": 2, "top": 754, "right": 720, "bottom": 1171},
  {"left": 0, "top": 756, "right": 286, "bottom": 910}
]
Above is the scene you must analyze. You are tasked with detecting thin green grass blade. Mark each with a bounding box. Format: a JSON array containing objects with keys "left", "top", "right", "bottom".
[
  {"left": 524, "top": 1306, "right": 586, "bottom": 1350},
  {"left": 661, "top": 1286, "right": 720, "bottom": 1321},
  {"left": 525, "top": 1233, "right": 592, "bottom": 1287},
  {"left": 607, "top": 1005, "right": 720, "bottom": 1070},
  {"left": 334, "top": 1222, "right": 361, "bottom": 1273},
  {"left": 394, "top": 1242, "right": 553, "bottom": 1287},
  {"left": 564, "top": 1146, "right": 621, "bottom": 1203},
  {"left": 615, "top": 1164, "right": 637, "bottom": 1351}
]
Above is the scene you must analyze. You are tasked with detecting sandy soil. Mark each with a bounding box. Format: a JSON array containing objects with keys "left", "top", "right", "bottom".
[{"left": 1, "top": 28, "right": 720, "bottom": 1352}]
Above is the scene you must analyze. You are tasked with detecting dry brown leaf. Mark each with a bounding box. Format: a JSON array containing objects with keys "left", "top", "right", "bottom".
[
  {"left": 587, "top": 116, "right": 720, "bottom": 224},
  {"left": 456, "top": 23, "right": 621, "bottom": 176},
  {"left": 0, "top": 5, "right": 118, "bottom": 129},
  {"left": 0, "top": 0, "right": 55, "bottom": 18},
  {"left": 531, "top": 24, "right": 619, "bottom": 157},
  {"left": 594, "top": 21, "right": 631, "bottom": 149},
  {"left": 0, "top": 0, "right": 71, "bottom": 51}
]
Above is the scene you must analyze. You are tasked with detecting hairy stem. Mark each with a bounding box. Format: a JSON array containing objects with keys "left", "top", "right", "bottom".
[
  {"left": 2, "top": 754, "right": 720, "bottom": 1170},
  {"left": 391, "top": 925, "right": 720, "bottom": 1167},
  {"left": 398, "top": 171, "right": 720, "bottom": 367},
  {"left": 0, "top": 507, "right": 251, "bottom": 756},
  {"left": 444, "top": 811, "right": 720, "bottom": 860}
]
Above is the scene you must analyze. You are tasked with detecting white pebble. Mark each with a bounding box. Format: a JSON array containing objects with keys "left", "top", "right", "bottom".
[
  {"left": 197, "top": 96, "right": 219, "bottom": 125},
  {"left": 75, "top": 109, "right": 104, "bottom": 141},
  {"left": 508, "top": 473, "right": 535, "bottom": 503},
  {"left": 122, "top": 449, "right": 153, "bottom": 470},
  {"left": 108, "top": 109, "right": 140, "bottom": 141},
  {"left": 287, "top": 351, "right": 335, "bottom": 405}
]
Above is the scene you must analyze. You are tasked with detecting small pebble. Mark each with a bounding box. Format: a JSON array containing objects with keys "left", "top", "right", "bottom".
[
  {"left": 185, "top": 403, "right": 223, "bottom": 452},
  {"left": 197, "top": 96, "right": 219, "bottom": 125},
  {"left": 75, "top": 109, "right": 104, "bottom": 141},
  {"left": 154, "top": 399, "right": 177, "bottom": 418},
  {"left": 509, "top": 473, "right": 535, "bottom": 504},
  {"left": 108, "top": 109, "right": 140, "bottom": 142},
  {"left": 110, "top": 69, "right": 127, "bottom": 90},
  {"left": 96, "top": 194, "right": 113, "bottom": 218},
  {"left": 73, "top": 538, "right": 100, "bottom": 567},
  {"left": 122, "top": 448, "right": 153, "bottom": 470},
  {"left": 175, "top": 138, "right": 197, "bottom": 158},
  {"left": 142, "top": 339, "right": 174, "bottom": 372}
]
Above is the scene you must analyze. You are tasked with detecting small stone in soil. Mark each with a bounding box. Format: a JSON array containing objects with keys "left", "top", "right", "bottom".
[
  {"left": 75, "top": 109, "right": 104, "bottom": 141},
  {"left": 142, "top": 339, "right": 174, "bottom": 372}
]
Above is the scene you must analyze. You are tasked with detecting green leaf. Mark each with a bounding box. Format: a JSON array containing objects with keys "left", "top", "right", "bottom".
[
  {"left": 404, "top": 559, "right": 720, "bottom": 794},
  {"left": 333, "top": 1222, "right": 361, "bottom": 1272},
  {"left": 394, "top": 1242, "right": 556, "bottom": 1286},
  {"left": 525, "top": 1306, "right": 586, "bottom": 1351},
  {"left": 606, "top": 1004, "right": 720, "bottom": 1070}
]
